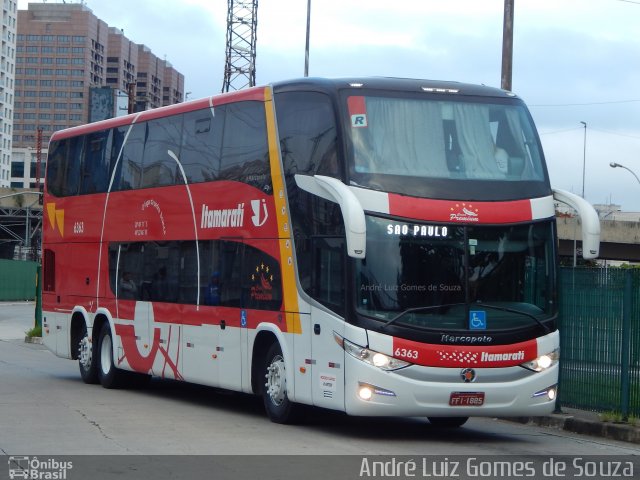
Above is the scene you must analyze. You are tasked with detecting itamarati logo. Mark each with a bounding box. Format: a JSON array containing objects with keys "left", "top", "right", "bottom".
[
  {"left": 8, "top": 456, "right": 73, "bottom": 479},
  {"left": 201, "top": 203, "right": 245, "bottom": 229},
  {"left": 200, "top": 199, "right": 269, "bottom": 229},
  {"left": 449, "top": 203, "right": 479, "bottom": 222}
]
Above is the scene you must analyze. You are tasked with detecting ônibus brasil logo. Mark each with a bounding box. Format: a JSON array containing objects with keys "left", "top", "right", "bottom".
[
  {"left": 8, "top": 456, "right": 73, "bottom": 480},
  {"left": 200, "top": 199, "right": 268, "bottom": 229}
]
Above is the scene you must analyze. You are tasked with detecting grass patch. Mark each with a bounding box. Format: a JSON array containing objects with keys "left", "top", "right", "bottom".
[{"left": 25, "top": 325, "right": 42, "bottom": 338}]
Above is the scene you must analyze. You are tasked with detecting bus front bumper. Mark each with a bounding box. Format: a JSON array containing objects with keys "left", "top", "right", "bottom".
[{"left": 343, "top": 354, "right": 559, "bottom": 418}]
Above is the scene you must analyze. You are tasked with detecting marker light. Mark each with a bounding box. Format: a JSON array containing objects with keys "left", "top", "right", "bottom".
[
  {"left": 533, "top": 384, "right": 557, "bottom": 401},
  {"left": 334, "top": 333, "right": 411, "bottom": 371},
  {"left": 521, "top": 349, "right": 560, "bottom": 372},
  {"left": 358, "top": 385, "right": 373, "bottom": 401},
  {"left": 358, "top": 382, "right": 397, "bottom": 401}
]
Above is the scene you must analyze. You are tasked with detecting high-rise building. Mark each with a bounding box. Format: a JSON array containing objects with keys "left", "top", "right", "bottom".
[
  {"left": 11, "top": 2, "right": 185, "bottom": 189},
  {"left": 0, "top": 0, "right": 17, "bottom": 188}
]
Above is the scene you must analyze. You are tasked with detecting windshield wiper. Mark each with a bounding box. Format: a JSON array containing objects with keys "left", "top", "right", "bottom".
[
  {"left": 380, "top": 303, "right": 466, "bottom": 330},
  {"left": 473, "top": 302, "right": 551, "bottom": 334},
  {"left": 379, "top": 302, "right": 551, "bottom": 334}
]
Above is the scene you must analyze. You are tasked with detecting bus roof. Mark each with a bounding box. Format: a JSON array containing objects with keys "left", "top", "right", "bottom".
[
  {"left": 50, "top": 77, "right": 518, "bottom": 142},
  {"left": 271, "top": 76, "right": 518, "bottom": 99}
]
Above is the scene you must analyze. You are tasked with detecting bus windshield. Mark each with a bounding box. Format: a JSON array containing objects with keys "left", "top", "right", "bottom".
[
  {"left": 355, "top": 216, "right": 556, "bottom": 332},
  {"left": 344, "top": 93, "right": 548, "bottom": 198}
]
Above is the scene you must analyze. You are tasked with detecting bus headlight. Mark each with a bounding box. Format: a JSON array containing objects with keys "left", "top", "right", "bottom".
[
  {"left": 335, "top": 333, "right": 411, "bottom": 371},
  {"left": 521, "top": 348, "right": 559, "bottom": 372}
]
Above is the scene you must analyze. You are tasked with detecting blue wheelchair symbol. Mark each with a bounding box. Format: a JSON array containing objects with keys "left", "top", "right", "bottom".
[
  {"left": 241, "top": 310, "right": 247, "bottom": 328},
  {"left": 469, "top": 311, "right": 487, "bottom": 330}
]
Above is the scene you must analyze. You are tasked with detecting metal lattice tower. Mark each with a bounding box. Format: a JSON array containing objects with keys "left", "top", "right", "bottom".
[{"left": 222, "top": 0, "right": 258, "bottom": 92}]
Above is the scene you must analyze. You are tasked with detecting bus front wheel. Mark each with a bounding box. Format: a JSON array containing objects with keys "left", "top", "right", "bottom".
[
  {"left": 427, "top": 416, "right": 469, "bottom": 428},
  {"left": 78, "top": 323, "right": 99, "bottom": 384},
  {"left": 262, "top": 342, "right": 299, "bottom": 424}
]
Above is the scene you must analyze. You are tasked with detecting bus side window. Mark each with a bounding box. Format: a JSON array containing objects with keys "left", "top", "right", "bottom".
[
  {"left": 220, "top": 101, "right": 270, "bottom": 190},
  {"left": 80, "top": 129, "right": 112, "bottom": 195},
  {"left": 241, "top": 243, "right": 282, "bottom": 311},
  {"left": 140, "top": 115, "right": 183, "bottom": 188},
  {"left": 60, "top": 135, "right": 84, "bottom": 197},
  {"left": 117, "top": 123, "right": 146, "bottom": 191},
  {"left": 182, "top": 108, "right": 222, "bottom": 183},
  {"left": 45, "top": 139, "right": 67, "bottom": 197},
  {"left": 274, "top": 91, "right": 339, "bottom": 178}
]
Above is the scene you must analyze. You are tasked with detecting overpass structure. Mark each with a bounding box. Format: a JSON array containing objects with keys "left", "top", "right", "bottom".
[
  {"left": 0, "top": 189, "right": 42, "bottom": 260},
  {"left": 557, "top": 216, "right": 640, "bottom": 262}
]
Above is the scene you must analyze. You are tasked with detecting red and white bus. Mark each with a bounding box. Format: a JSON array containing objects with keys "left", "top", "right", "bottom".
[{"left": 41, "top": 77, "right": 600, "bottom": 426}]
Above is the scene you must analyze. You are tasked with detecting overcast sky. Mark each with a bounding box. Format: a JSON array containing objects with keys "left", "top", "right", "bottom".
[{"left": 18, "top": 0, "right": 640, "bottom": 211}]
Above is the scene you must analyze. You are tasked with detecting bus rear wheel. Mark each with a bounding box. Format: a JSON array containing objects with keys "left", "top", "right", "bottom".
[
  {"left": 262, "top": 343, "right": 299, "bottom": 424},
  {"left": 428, "top": 416, "right": 469, "bottom": 428},
  {"left": 97, "top": 323, "right": 127, "bottom": 389},
  {"left": 78, "top": 324, "right": 99, "bottom": 384}
]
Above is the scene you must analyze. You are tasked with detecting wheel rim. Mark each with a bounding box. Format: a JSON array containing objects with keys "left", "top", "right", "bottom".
[
  {"left": 265, "top": 354, "right": 286, "bottom": 406},
  {"left": 100, "top": 333, "right": 112, "bottom": 376},
  {"left": 78, "top": 335, "right": 92, "bottom": 369}
]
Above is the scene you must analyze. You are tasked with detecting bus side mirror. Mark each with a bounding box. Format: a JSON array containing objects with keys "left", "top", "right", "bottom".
[
  {"left": 294, "top": 174, "right": 366, "bottom": 259},
  {"left": 552, "top": 188, "right": 601, "bottom": 259}
]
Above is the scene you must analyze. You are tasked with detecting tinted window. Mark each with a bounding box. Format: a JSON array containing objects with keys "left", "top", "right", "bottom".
[
  {"left": 45, "top": 139, "right": 66, "bottom": 197},
  {"left": 109, "top": 240, "right": 282, "bottom": 311},
  {"left": 221, "top": 101, "right": 271, "bottom": 192},
  {"left": 274, "top": 91, "right": 344, "bottom": 313},
  {"left": 80, "top": 129, "right": 112, "bottom": 194},
  {"left": 46, "top": 136, "right": 84, "bottom": 197},
  {"left": 140, "top": 115, "right": 183, "bottom": 188},
  {"left": 117, "top": 123, "right": 145, "bottom": 190},
  {"left": 181, "top": 108, "right": 222, "bottom": 183},
  {"left": 274, "top": 91, "right": 338, "bottom": 178}
]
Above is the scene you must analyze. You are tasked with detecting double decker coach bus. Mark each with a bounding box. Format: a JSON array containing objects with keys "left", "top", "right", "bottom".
[{"left": 41, "top": 77, "right": 600, "bottom": 427}]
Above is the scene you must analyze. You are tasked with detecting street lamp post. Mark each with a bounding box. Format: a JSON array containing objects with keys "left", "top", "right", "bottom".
[
  {"left": 580, "top": 121, "right": 587, "bottom": 198},
  {"left": 574, "top": 121, "right": 587, "bottom": 267},
  {"left": 610, "top": 162, "right": 640, "bottom": 186}
]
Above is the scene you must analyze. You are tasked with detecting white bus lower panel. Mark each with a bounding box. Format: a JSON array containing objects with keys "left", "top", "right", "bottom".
[{"left": 344, "top": 355, "right": 558, "bottom": 417}]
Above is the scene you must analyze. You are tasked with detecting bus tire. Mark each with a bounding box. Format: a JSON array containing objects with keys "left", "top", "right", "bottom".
[
  {"left": 97, "top": 323, "right": 127, "bottom": 389},
  {"left": 262, "top": 342, "right": 299, "bottom": 424},
  {"left": 78, "top": 323, "right": 99, "bottom": 384},
  {"left": 427, "top": 416, "right": 469, "bottom": 428}
]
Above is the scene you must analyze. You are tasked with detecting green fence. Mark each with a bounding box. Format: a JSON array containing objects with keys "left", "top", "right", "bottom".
[
  {"left": 558, "top": 267, "right": 640, "bottom": 418},
  {"left": 0, "top": 259, "right": 38, "bottom": 301}
]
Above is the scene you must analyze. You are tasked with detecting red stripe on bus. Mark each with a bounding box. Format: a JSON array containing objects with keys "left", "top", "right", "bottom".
[
  {"left": 388, "top": 194, "right": 533, "bottom": 224},
  {"left": 392, "top": 337, "right": 538, "bottom": 368}
]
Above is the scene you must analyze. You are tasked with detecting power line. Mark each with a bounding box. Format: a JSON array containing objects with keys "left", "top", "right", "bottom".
[
  {"left": 530, "top": 99, "right": 640, "bottom": 107},
  {"left": 539, "top": 127, "right": 582, "bottom": 136},
  {"left": 539, "top": 126, "right": 640, "bottom": 141}
]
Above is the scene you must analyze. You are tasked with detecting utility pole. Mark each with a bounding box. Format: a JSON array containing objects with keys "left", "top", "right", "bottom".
[
  {"left": 501, "top": 0, "right": 514, "bottom": 91},
  {"left": 304, "top": 0, "right": 311, "bottom": 77},
  {"left": 127, "top": 82, "right": 136, "bottom": 114}
]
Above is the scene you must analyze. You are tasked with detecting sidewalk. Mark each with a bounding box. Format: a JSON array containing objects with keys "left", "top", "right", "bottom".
[
  {"left": 1, "top": 301, "right": 639, "bottom": 444},
  {"left": 504, "top": 408, "right": 640, "bottom": 444}
]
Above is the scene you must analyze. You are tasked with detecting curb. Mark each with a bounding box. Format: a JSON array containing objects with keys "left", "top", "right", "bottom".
[
  {"left": 24, "top": 336, "right": 43, "bottom": 345},
  {"left": 504, "top": 414, "right": 640, "bottom": 444}
]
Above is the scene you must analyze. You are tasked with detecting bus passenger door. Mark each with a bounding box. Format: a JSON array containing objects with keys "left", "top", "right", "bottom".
[{"left": 309, "top": 238, "right": 346, "bottom": 410}]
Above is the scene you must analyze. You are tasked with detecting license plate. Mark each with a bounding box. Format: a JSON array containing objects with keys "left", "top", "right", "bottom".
[{"left": 449, "top": 392, "right": 485, "bottom": 406}]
